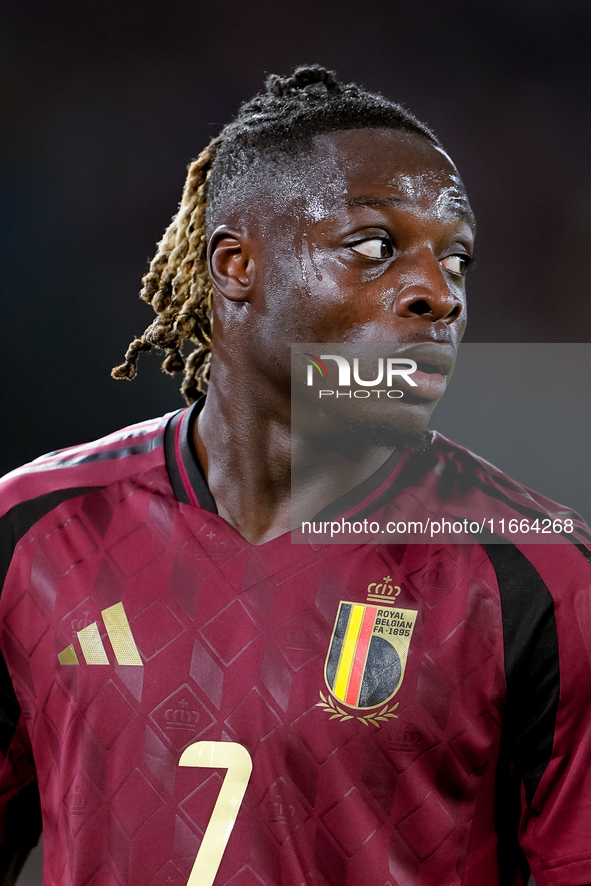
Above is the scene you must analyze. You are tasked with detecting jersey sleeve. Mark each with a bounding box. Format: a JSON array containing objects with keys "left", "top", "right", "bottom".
[
  {"left": 0, "top": 706, "right": 41, "bottom": 849},
  {"left": 0, "top": 418, "right": 169, "bottom": 856},
  {"left": 0, "top": 473, "right": 49, "bottom": 857},
  {"left": 487, "top": 541, "right": 591, "bottom": 886},
  {"left": 0, "top": 489, "right": 42, "bottom": 850}
]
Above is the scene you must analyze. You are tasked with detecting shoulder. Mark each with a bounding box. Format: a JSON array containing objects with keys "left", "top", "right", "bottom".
[
  {"left": 428, "top": 436, "right": 591, "bottom": 640},
  {"left": 0, "top": 412, "right": 180, "bottom": 590},
  {"left": 0, "top": 412, "right": 176, "bottom": 520},
  {"left": 418, "top": 432, "right": 591, "bottom": 583},
  {"left": 429, "top": 431, "right": 590, "bottom": 529},
  {"left": 431, "top": 431, "right": 555, "bottom": 508}
]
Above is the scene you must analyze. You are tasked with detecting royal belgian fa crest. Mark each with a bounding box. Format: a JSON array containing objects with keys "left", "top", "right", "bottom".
[{"left": 318, "top": 594, "right": 417, "bottom": 724}]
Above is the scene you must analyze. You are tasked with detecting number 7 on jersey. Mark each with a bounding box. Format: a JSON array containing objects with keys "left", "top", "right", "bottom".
[{"left": 178, "top": 740, "right": 253, "bottom": 886}]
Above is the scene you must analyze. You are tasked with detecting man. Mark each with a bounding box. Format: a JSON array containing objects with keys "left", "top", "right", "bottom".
[{"left": 1, "top": 65, "right": 591, "bottom": 886}]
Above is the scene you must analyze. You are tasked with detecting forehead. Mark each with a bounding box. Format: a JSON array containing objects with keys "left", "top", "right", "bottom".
[{"left": 299, "top": 128, "right": 473, "bottom": 224}]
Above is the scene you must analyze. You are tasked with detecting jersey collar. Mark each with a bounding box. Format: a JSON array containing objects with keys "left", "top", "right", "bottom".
[
  {"left": 165, "top": 394, "right": 437, "bottom": 524},
  {"left": 164, "top": 394, "right": 217, "bottom": 512}
]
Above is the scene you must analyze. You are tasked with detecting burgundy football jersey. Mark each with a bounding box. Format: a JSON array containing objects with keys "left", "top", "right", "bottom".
[{"left": 1, "top": 398, "right": 591, "bottom": 886}]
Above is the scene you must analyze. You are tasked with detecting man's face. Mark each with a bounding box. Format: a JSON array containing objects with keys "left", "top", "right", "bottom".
[{"left": 225, "top": 127, "right": 475, "bottom": 436}]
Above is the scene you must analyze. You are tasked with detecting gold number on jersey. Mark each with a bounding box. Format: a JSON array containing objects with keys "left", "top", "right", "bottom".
[{"left": 178, "top": 740, "right": 253, "bottom": 886}]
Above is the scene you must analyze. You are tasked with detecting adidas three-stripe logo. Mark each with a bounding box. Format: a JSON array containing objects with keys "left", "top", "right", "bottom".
[{"left": 58, "top": 602, "right": 143, "bottom": 667}]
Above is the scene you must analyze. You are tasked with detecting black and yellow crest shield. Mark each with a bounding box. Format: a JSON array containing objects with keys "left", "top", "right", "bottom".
[{"left": 324, "top": 602, "right": 418, "bottom": 710}]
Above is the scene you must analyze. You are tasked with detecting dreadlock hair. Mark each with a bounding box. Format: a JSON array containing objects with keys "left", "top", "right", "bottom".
[{"left": 112, "top": 64, "right": 440, "bottom": 404}]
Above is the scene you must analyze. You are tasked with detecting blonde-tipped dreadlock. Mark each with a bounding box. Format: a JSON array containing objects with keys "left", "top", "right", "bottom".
[
  {"left": 112, "top": 65, "right": 439, "bottom": 403},
  {"left": 111, "top": 136, "right": 222, "bottom": 403}
]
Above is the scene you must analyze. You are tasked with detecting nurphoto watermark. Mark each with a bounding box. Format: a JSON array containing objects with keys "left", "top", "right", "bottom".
[{"left": 290, "top": 343, "right": 591, "bottom": 546}]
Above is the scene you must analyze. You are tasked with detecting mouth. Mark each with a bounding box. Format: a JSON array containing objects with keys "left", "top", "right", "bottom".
[{"left": 390, "top": 342, "right": 456, "bottom": 401}]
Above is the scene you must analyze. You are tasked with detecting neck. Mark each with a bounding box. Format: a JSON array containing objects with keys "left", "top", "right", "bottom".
[{"left": 193, "top": 371, "right": 402, "bottom": 545}]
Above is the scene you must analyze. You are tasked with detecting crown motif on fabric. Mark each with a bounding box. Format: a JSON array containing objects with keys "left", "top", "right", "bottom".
[
  {"left": 70, "top": 610, "right": 94, "bottom": 633},
  {"left": 389, "top": 726, "right": 423, "bottom": 751},
  {"left": 165, "top": 698, "right": 199, "bottom": 729},
  {"left": 267, "top": 797, "right": 295, "bottom": 824},
  {"left": 71, "top": 782, "right": 91, "bottom": 815}
]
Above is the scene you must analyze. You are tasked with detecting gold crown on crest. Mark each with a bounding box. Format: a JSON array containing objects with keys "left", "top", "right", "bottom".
[{"left": 367, "top": 576, "right": 401, "bottom": 604}]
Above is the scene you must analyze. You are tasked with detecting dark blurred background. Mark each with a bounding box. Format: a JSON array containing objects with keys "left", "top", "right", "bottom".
[
  {"left": 2, "top": 0, "right": 590, "bottom": 479},
  {"left": 3, "top": 3, "right": 590, "bottom": 881}
]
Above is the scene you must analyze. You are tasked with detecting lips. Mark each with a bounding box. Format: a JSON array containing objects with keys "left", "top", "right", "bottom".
[{"left": 388, "top": 342, "right": 456, "bottom": 401}]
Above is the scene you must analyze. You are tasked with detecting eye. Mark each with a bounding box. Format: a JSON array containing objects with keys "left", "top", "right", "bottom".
[
  {"left": 351, "top": 238, "right": 393, "bottom": 259},
  {"left": 440, "top": 254, "right": 472, "bottom": 277}
]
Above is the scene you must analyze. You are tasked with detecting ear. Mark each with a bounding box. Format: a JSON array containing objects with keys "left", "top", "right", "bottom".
[{"left": 207, "top": 225, "right": 255, "bottom": 302}]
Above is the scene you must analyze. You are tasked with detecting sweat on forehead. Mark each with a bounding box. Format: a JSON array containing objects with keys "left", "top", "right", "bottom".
[{"left": 205, "top": 128, "right": 466, "bottom": 235}]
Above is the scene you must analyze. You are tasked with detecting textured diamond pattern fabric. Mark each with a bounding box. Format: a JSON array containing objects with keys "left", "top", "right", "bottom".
[
  {"left": 0, "top": 412, "right": 591, "bottom": 886},
  {"left": 2, "top": 474, "right": 499, "bottom": 884}
]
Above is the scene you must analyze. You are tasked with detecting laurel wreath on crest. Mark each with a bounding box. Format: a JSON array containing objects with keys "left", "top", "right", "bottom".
[{"left": 316, "top": 691, "right": 399, "bottom": 726}]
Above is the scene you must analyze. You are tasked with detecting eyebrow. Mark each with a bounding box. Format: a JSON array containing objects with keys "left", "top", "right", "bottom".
[{"left": 345, "top": 195, "right": 477, "bottom": 228}]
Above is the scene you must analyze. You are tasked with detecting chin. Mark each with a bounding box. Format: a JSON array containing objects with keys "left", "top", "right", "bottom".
[
  {"left": 294, "top": 392, "right": 437, "bottom": 452},
  {"left": 342, "top": 405, "right": 433, "bottom": 450}
]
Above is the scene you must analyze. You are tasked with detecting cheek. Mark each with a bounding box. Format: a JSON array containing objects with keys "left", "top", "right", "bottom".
[
  {"left": 259, "top": 243, "right": 396, "bottom": 343},
  {"left": 298, "top": 249, "right": 371, "bottom": 327},
  {"left": 457, "top": 301, "right": 468, "bottom": 340},
  {"left": 307, "top": 246, "right": 398, "bottom": 315},
  {"left": 261, "top": 244, "right": 346, "bottom": 336}
]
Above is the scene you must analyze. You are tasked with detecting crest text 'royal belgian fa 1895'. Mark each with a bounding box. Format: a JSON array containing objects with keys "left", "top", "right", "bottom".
[{"left": 324, "top": 601, "right": 417, "bottom": 710}]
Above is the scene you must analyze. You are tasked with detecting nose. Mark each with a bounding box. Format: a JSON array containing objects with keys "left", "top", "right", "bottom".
[{"left": 394, "top": 253, "right": 464, "bottom": 325}]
